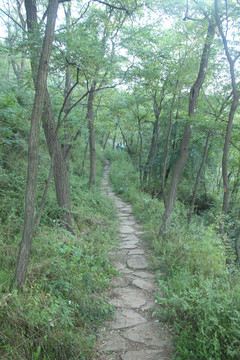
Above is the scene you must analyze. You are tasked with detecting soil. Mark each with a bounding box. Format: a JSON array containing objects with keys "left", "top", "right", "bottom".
[{"left": 94, "top": 161, "right": 173, "bottom": 360}]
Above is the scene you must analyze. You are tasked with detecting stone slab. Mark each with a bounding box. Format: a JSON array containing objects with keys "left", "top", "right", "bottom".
[
  {"left": 127, "top": 255, "right": 148, "bottom": 270},
  {"left": 119, "top": 225, "right": 135, "bottom": 234},
  {"left": 141, "top": 299, "right": 155, "bottom": 311},
  {"left": 113, "top": 262, "right": 126, "bottom": 271},
  {"left": 109, "top": 287, "right": 147, "bottom": 309},
  {"left": 121, "top": 268, "right": 133, "bottom": 274},
  {"left": 128, "top": 249, "right": 145, "bottom": 255},
  {"left": 121, "top": 234, "right": 139, "bottom": 242},
  {"left": 120, "top": 221, "right": 136, "bottom": 226},
  {"left": 136, "top": 231, "right": 145, "bottom": 235},
  {"left": 111, "top": 277, "right": 129, "bottom": 287},
  {"left": 123, "top": 322, "right": 169, "bottom": 346},
  {"left": 132, "top": 278, "right": 154, "bottom": 292},
  {"left": 121, "top": 350, "right": 165, "bottom": 360},
  {"left": 111, "top": 309, "right": 147, "bottom": 329},
  {"left": 133, "top": 271, "right": 155, "bottom": 279},
  {"left": 119, "top": 243, "right": 137, "bottom": 249},
  {"left": 101, "top": 332, "right": 127, "bottom": 352},
  {"left": 120, "top": 240, "right": 139, "bottom": 247}
]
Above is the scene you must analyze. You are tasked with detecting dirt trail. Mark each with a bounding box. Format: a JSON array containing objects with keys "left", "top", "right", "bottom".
[{"left": 95, "top": 161, "right": 173, "bottom": 360}]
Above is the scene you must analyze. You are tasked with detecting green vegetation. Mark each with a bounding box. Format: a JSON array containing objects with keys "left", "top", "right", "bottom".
[
  {"left": 0, "top": 144, "right": 118, "bottom": 359},
  {"left": 108, "top": 151, "right": 240, "bottom": 360}
]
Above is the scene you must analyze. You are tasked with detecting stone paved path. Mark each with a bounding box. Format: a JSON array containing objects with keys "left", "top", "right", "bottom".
[{"left": 95, "top": 161, "right": 173, "bottom": 360}]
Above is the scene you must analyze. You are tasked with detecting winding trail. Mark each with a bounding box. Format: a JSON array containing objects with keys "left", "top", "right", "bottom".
[{"left": 95, "top": 161, "right": 173, "bottom": 360}]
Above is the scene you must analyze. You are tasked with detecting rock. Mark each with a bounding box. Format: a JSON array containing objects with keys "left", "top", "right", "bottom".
[
  {"left": 121, "top": 234, "right": 139, "bottom": 242},
  {"left": 128, "top": 249, "right": 145, "bottom": 255},
  {"left": 121, "top": 349, "right": 165, "bottom": 360},
  {"left": 111, "top": 277, "right": 129, "bottom": 287},
  {"left": 101, "top": 332, "right": 127, "bottom": 352},
  {"left": 119, "top": 225, "right": 135, "bottom": 234},
  {"left": 111, "top": 309, "right": 147, "bottom": 329},
  {"left": 123, "top": 322, "right": 169, "bottom": 347},
  {"left": 133, "top": 271, "right": 155, "bottom": 280},
  {"left": 113, "top": 262, "right": 126, "bottom": 271},
  {"left": 119, "top": 243, "right": 137, "bottom": 249},
  {"left": 127, "top": 255, "right": 148, "bottom": 270},
  {"left": 135, "top": 231, "right": 145, "bottom": 235},
  {"left": 141, "top": 300, "right": 156, "bottom": 311},
  {"left": 132, "top": 278, "right": 154, "bottom": 292},
  {"left": 109, "top": 287, "right": 147, "bottom": 309}
]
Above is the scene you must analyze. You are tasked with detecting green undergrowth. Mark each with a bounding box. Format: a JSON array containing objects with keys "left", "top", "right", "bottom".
[
  {"left": 106, "top": 148, "right": 240, "bottom": 360},
  {"left": 0, "top": 144, "right": 118, "bottom": 359}
]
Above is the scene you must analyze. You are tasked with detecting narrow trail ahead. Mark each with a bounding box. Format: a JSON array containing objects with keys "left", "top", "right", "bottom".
[{"left": 95, "top": 161, "right": 173, "bottom": 360}]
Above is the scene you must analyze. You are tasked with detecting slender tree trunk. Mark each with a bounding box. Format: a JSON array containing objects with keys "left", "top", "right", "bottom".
[
  {"left": 87, "top": 83, "right": 96, "bottom": 187},
  {"left": 24, "top": 0, "right": 74, "bottom": 231},
  {"left": 42, "top": 93, "right": 74, "bottom": 231},
  {"left": 112, "top": 133, "right": 116, "bottom": 150},
  {"left": 81, "top": 140, "right": 89, "bottom": 176},
  {"left": 162, "top": 84, "right": 179, "bottom": 204},
  {"left": 15, "top": 0, "right": 58, "bottom": 288},
  {"left": 148, "top": 114, "right": 159, "bottom": 192},
  {"left": 63, "top": 69, "right": 72, "bottom": 170},
  {"left": 215, "top": 0, "right": 240, "bottom": 263},
  {"left": 120, "top": 127, "right": 132, "bottom": 158},
  {"left": 160, "top": 20, "right": 215, "bottom": 235},
  {"left": 188, "top": 130, "right": 212, "bottom": 223},
  {"left": 143, "top": 119, "right": 158, "bottom": 185},
  {"left": 138, "top": 118, "right": 143, "bottom": 187},
  {"left": 35, "top": 161, "right": 54, "bottom": 231},
  {"left": 221, "top": 98, "right": 239, "bottom": 214},
  {"left": 63, "top": 2, "right": 72, "bottom": 168},
  {"left": 103, "top": 133, "right": 110, "bottom": 149}
]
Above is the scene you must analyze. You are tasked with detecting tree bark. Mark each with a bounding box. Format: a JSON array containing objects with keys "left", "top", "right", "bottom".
[
  {"left": 147, "top": 114, "right": 159, "bottom": 192},
  {"left": 81, "top": 140, "right": 89, "bottom": 176},
  {"left": 138, "top": 117, "right": 143, "bottom": 187},
  {"left": 87, "top": 82, "right": 96, "bottom": 187},
  {"left": 160, "top": 20, "right": 215, "bottom": 235},
  {"left": 15, "top": 0, "right": 59, "bottom": 288},
  {"left": 112, "top": 133, "right": 116, "bottom": 150},
  {"left": 24, "top": 0, "right": 74, "bottom": 231},
  {"left": 188, "top": 130, "right": 212, "bottom": 223},
  {"left": 143, "top": 119, "right": 158, "bottom": 185},
  {"left": 42, "top": 93, "right": 74, "bottom": 231},
  {"left": 162, "top": 83, "right": 179, "bottom": 204},
  {"left": 215, "top": 0, "right": 240, "bottom": 263}
]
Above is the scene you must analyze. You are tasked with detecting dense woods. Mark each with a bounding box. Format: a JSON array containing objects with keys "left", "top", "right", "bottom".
[{"left": 1, "top": 0, "right": 240, "bottom": 359}]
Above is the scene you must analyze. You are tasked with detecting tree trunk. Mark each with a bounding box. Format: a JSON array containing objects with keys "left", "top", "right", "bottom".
[
  {"left": 63, "top": 69, "right": 72, "bottom": 170},
  {"left": 112, "top": 133, "right": 116, "bottom": 150},
  {"left": 160, "top": 20, "right": 215, "bottom": 235},
  {"left": 35, "top": 159, "right": 54, "bottom": 231},
  {"left": 138, "top": 117, "right": 143, "bottom": 187},
  {"left": 42, "top": 92, "right": 74, "bottom": 231},
  {"left": 143, "top": 119, "right": 158, "bottom": 185},
  {"left": 148, "top": 115, "right": 159, "bottom": 192},
  {"left": 188, "top": 130, "right": 212, "bottom": 223},
  {"left": 15, "top": 0, "right": 58, "bottom": 288},
  {"left": 215, "top": 0, "right": 240, "bottom": 263},
  {"left": 81, "top": 140, "right": 89, "bottom": 176},
  {"left": 24, "top": 0, "right": 74, "bottom": 232},
  {"left": 162, "top": 84, "right": 179, "bottom": 204},
  {"left": 103, "top": 133, "right": 110, "bottom": 149},
  {"left": 87, "top": 83, "right": 96, "bottom": 187}
]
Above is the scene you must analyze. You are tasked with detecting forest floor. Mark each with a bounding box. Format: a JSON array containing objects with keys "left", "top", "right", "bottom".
[{"left": 94, "top": 161, "right": 173, "bottom": 360}]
